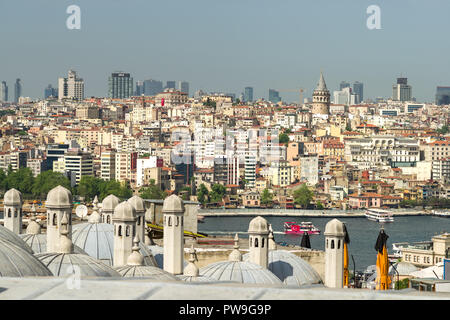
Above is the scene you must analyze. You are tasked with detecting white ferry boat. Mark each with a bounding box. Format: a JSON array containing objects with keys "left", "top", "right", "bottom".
[
  {"left": 432, "top": 210, "right": 450, "bottom": 218},
  {"left": 365, "top": 208, "right": 394, "bottom": 223}
]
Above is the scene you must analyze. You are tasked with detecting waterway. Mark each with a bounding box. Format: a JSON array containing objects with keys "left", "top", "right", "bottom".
[{"left": 198, "top": 215, "right": 450, "bottom": 271}]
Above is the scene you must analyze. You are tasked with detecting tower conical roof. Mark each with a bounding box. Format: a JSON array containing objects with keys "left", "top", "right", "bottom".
[{"left": 316, "top": 72, "right": 328, "bottom": 91}]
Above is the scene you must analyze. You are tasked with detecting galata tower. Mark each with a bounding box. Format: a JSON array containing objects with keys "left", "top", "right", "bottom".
[{"left": 311, "top": 72, "right": 330, "bottom": 115}]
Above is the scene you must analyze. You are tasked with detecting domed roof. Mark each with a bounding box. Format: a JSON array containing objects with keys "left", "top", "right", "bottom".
[
  {"left": 248, "top": 216, "right": 269, "bottom": 234},
  {"left": 199, "top": 261, "right": 282, "bottom": 285},
  {"left": 115, "top": 265, "right": 179, "bottom": 280},
  {"left": 72, "top": 222, "right": 158, "bottom": 267},
  {"left": 101, "top": 194, "right": 120, "bottom": 212},
  {"left": 35, "top": 252, "right": 121, "bottom": 277},
  {"left": 127, "top": 195, "right": 145, "bottom": 214},
  {"left": 0, "top": 238, "right": 52, "bottom": 277},
  {"left": 324, "top": 219, "right": 345, "bottom": 236},
  {"left": 112, "top": 201, "right": 136, "bottom": 222},
  {"left": 46, "top": 185, "right": 73, "bottom": 209},
  {"left": 19, "top": 233, "right": 88, "bottom": 255},
  {"left": 0, "top": 225, "right": 33, "bottom": 254},
  {"left": 243, "top": 250, "right": 322, "bottom": 286},
  {"left": 389, "top": 261, "right": 419, "bottom": 276},
  {"left": 4, "top": 188, "right": 22, "bottom": 206},
  {"left": 162, "top": 194, "right": 184, "bottom": 213}
]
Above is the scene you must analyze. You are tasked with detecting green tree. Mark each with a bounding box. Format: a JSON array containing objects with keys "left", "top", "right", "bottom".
[
  {"left": 0, "top": 169, "right": 6, "bottom": 191},
  {"left": 32, "top": 170, "right": 71, "bottom": 199},
  {"left": 6, "top": 168, "right": 35, "bottom": 195},
  {"left": 209, "top": 184, "right": 226, "bottom": 203},
  {"left": 77, "top": 176, "right": 102, "bottom": 201},
  {"left": 139, "top": 180, "right": 167, "bottom": 200},
  {"left": 179, "top": 186, "right": 191, "bottom": 201},
  {"left": 197, "top": 184, "right": 209, "bottom": 205},
  {"left": 316, "top": 200, "right": 324, "bottom": 210},
  {"left": 279, "top": 133, "right": 289, "bottom": 145},
  {"left": 260, "top": 188, "right": 273, "bottom": 206},
  {"left": 293, "top": 184, "right": 313, "bottom": 209},
  {"left": 437, "top": 125, "right": 449, "bottom": 135}
]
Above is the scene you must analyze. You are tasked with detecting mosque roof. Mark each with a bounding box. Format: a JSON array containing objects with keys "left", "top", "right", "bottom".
[
  {"left": 35, "top": 252, "right": 121, "bottom": 277},
  {"left": 0, "top": 238, "right": 52, "bottom": 277},
  {"left": 115, "top": 265, "right": 179, "bottom": 280},
  {"left": 72, "top": 222, "right": 158, "bottom": 267},
  {"left": 127, "top": 195, "right": 146, "bottom": 214},
  {"left": 0, "top": 225, "right": 33, "bottom": 254},
  {"left": 19, "top": 233, "right": 87, "bottom": 255},
  {"left": 112, "top": 201, "right": 136, "bottom": 222},
  {"left": 243, "top": 250, "right": 323, "bottom": 286},
  {"left": 4, "top": 188, "right": 22, "bottom": 206}
]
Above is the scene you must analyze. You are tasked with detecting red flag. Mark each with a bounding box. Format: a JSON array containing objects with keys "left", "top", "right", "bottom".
[{"left": 161, "top": 98, "right": 165, "bottom": 106}]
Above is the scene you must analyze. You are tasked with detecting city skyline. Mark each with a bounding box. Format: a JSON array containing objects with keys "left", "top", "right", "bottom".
[{"left": 2, "top": 1, "right": 450, "bottom": 102}]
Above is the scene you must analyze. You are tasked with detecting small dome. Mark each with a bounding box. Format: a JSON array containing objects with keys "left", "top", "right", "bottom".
[
  {"left": 112, "top": 201, "right": 136, "bottom": 222},
  {"left": 0, "top": 225, "right": 33, "bottom": 254},
  {"left": 0, "top": 238, "right": 52, "bottom": 277},
  {"left": 101, "top": 194, "right": 120, "bottom": 212},
  {"left": 46, "top": 185, "right": 73, "bottom": 209},
  {"left": 162, "top": 194, "right": 184, "bottom": 213},
  {"left": 200, "top": 261, "right": 282, "bottom": 285},
  {"left": 248, "top": 216, "right": 269, "bottom": 234},
  {"left": 72, "top": 222, "right": 158, "bottom": 267},
  {"left": 244, "top": 250, "right": 323, "bottom": 286},
  {"left": 36, "top": 252, "right": 121, "bottom": 277},
  {"left": 389, "top": 261, "right": 419, "bottom": 276},
  {"left": 19, "top": 233, "right": 87, "bottom": 255},
  {"left": 127, "top": 195, "right": 145, "bottom": 214},
  {"left": 324, "top": 218, "right": 345, "bottom": 236},
  {"left": 4, "top": 188, "right": 22, "bottom": 206},
  {"left": 115, "top": 265, "right": 179, "bottom": 280}
]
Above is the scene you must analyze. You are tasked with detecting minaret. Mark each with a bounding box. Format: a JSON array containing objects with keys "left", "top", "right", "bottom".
[
  {"left": 183, "top": 245, "right": 199, "bottom": 277},
  {"left": 324, "top": 218, "right": 345, "bottom": 288},
  {"left": 268, "top": 224, "right": 277, "bottom": 250},
  {"left": 112, "top": 201, "right": 137, "bottom": 267},
  {"left": 101, "top": 194, "right": 120, "bottom": 224},
  {"left": 311, "top": 71, "right": 330, "bottom": 115},
  {"left": 3, "top": 188, "right": 23, "bottom": 234},
  {"left": 45, "top": 185, "right": 73, "bottom": 253},
  {"left": 162, "top": 194, "right": 185, "bottom": 275},
  {"left": 248, "top": 216, "right": 269, "bottom": 268},
  {"left": 127, "top": 195, "right": 146, "bottom": 243}
]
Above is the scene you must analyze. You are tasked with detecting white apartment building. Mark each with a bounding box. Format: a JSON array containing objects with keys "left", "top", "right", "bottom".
[
  {"left": 299, "top": 156, "right": 318, "bottom": 186},
  {"left": 64, "top": 151, "right": 93, "bottom": 184},
  {"left": 100, "top": 151, "right": 116, "bottom": 181},
  {"left": 58, "top": 70, "right": 84, "bottom": 100},
  {"left": 136, "top": 156, "right": 159, "bottom": 187}
]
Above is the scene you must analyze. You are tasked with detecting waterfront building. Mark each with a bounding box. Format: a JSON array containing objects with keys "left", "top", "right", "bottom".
[
  {"left": 401, "top": 233, "right": 450, "bottom": 268},
  {"left": 58, "top": 70, "right": 84, "bottom": 100},
  {"left": 108, "top": 72, "right": 133, "bottom": 99}
]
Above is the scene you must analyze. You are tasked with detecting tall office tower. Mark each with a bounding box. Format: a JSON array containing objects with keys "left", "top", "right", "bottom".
[
  {"left": 108, "top": 72, "right": 133, "bottom": 99},
  {"left": 166, "top": 81, "right": 176, "bottom": 90},
  {"left": 14, "top": 79, "right": 22, "bottom": 103},
  {"left": 244, "top": 87, "right": 253, "bottom": 102},
  {"left": 58, "top": 70, "right": 85, "bottom": 100},
  {"left": 143, "top": 79, "right": 163, "bottom": 96},
  {"left": 392, "top": 77, "right": 412, "bottom": 101},
  {"left": 268, "top": 89, "right": 281, "bottom": 103},
  {"left": 436, "top": 87, "right": 450, "bottom": 105},
  {"left": 44, "top": 84, "right": 58, "bottom": 99},
  {"left": 353, "top": 81, "right": 364, "bottom": 103},
  {"left": 178, "top": 81, "right": 189, "bottom": 95},
  {"left": 135, "top": 81, "right": 144, "bottom": 96},
  {"left": 339, "top": 81, "right": 350, "bottom": 91},
  {"left": 311, "top": 72, "right": 330, "bottom": 115},
  {"left": 333, "top": 87, "right": 357, "bottom": 105},
  {"left": 0, "top": 81, "right": 7, "bottom": 102}
]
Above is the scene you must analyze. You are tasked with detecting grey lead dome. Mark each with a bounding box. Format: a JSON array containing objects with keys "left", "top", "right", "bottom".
[
  {"left": 4, "top": 188, "right": 22, "bottom": 206},
  {"left": 45, "top": 185, "right": 73, "bottom": 209}
]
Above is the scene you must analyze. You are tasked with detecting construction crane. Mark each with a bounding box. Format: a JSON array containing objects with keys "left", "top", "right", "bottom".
[{"left": 277, "top": 88, "right": 305, "bottom": 106}]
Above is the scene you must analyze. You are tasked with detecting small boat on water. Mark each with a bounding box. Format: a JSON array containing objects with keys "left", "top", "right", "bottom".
[
  {"left": 365, "top": 208, "right": 394, "bottom": 223},
  {"left": 197, "top": 215, "right": 205, "bottom": 223},
  {"left": 432, "top": 210, "right": 450, "bottom": 218},
  {"left": 284, "top": 221, "right": 320, "bottom": 235}
]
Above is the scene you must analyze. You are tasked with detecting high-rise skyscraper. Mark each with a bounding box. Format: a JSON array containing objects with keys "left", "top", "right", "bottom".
[
  {"left": 166, "top": 81, "right": 176, "bottom": 90},
  {"left": 58, "top": 70, "right": 85, "bottom": 100},
  {"left": 143, "top": 79, "right": 163, "bottom": 96},
  {"left": 108, "top": 72, "right": 133, "bottom": 99},
  {"left": 14, "top": 79, "right": 22, "bottom": 103},
  {"left": 178, "top": 81, "right": 189, "bottom": 95},
  {"left": 244, "top": 87, "right": 253, "bottom": 102},
  {"left": 135, "top": 81, "right": 144, "bottom": 96},
  {"left": 268, "top": 89, "right": 281, "bottom": 103},
  {"left": 392, "top": 77, "right": 412, "bottom": 101},
  {"left": 353, "top": 81, "right": 364, "bottom": 103},
  {"left": 44, "top": 84, "right": 58, "bottom": 99},
  {"left": 339, "top": 81, "right": 350, "bottom": 90},
  {"left": 0, "top": 81, "right": 8, "bottom": 102},
  {"left": 436, "top": 87, "right": 450, "bottom": 105}
]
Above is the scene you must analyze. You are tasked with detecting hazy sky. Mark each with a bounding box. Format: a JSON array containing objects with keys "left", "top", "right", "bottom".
[{"left": 1, "top": 0, "right": 450, "bottom": 103}]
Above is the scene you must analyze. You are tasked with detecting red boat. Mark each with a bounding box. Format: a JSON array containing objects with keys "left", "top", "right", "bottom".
[{"left": 284, "top": 221, "right": 320, "bottom": 235}]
